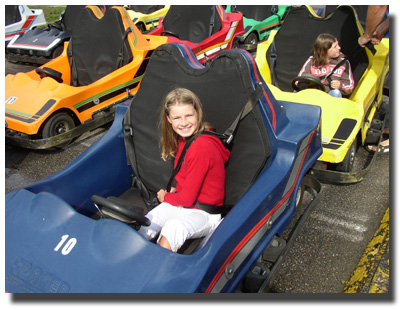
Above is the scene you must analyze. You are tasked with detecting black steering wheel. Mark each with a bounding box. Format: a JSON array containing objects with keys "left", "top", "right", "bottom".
[
  {"left": 35, "top": 67, "right": 63, "bottom": 83},
  {"left": 161, "top": 30, "right": 180, "bottom": 39},
  {"left": 291, "top": 76, "right": 326, "bottom": 92},
  {"left": 92, "top": 195, "right": 151, "bottom": 226}
]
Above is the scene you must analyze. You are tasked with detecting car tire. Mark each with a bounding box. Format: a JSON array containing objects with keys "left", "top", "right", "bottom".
[
  {"left": 336, "top": 137, "right": 357, "bottom": 172},
  {"left": 295, "top": 179, "right": 305, "bottom": 209},
  {"left": 244, "top": 32, "right": 258, "bottom": 45},
  {"left": 232, "top": 38, "right": 240, "bottom": 49},
  {"left": 42, "top": 112, "right": 75, "bottom": 147},
  {"left": 135, "top": 22, "right": 146, "bottom": 33},
  {"left": 51, "top": 45, "right": 64, "bottom": 59}
]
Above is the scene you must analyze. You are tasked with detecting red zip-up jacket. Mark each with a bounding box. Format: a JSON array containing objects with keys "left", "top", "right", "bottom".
[{"left": 163, "top": 134, "right": 230, "bottom": 209}]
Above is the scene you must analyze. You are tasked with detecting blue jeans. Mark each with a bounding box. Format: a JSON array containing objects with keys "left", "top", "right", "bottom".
[{"left": 328, "top": 89, "right": 342, "bottom": 98}]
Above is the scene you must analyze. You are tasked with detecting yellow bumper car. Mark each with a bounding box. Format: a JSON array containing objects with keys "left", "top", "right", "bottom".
[{"left": 255, "top": 5, "right": 389, "bottom": 183}]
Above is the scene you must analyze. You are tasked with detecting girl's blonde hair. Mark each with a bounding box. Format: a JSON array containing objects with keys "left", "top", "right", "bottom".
[
  {"left": 160, "top": 88, "right": 205, "bottom": 161},
  {"left": 312, "top": 33, "right": 338, "bottom": 67}
]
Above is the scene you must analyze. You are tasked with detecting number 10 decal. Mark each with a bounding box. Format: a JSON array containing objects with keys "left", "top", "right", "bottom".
[{"left": 54, "top": 235, "right": 77, "bottom": 255}]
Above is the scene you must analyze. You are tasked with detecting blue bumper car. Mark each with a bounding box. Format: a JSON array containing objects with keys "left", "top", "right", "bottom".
[{"left": 5, "top": 43, "right": 322, "bottom": 293}]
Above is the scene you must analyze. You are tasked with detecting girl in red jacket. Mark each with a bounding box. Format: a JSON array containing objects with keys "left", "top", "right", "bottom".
[
  {"left": 298, "top": 33, "right": 354, "bottom": 97},
  {"left": 139, "top": 88, "right": 230, "bottom": 252}
]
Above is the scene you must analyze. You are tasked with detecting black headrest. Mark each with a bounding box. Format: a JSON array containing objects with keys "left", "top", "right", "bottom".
[
  {"left": 61, "top": 5, "right": 87, "bottom": 33},
  {"left": 349, "top": 5, "right": 369, "bottom": 30},
  {"left": 324, "top": 5, "right": 369, "bottom": 30},
  {"left": 233, "top": 5, "right": 276, "bottom": 21},
  {"left": 267, "top": 5, "right": 368, "bottom": 91},
  {"left": 68, "top": 6, "right": 133, "bottom": 87},
  {"left": 5, "top": 5, "right": 21, "bottom": 26},
  {"left": 124, "top": 44, "right": 271, "bottom": 207},
  {"left": 162, "top": 5, "right": 222, "bottom": 43}
]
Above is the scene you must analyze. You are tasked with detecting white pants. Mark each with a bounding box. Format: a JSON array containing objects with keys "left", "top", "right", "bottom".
[{"left": 138, "top": 202, "right": 221, "bottom": 252}]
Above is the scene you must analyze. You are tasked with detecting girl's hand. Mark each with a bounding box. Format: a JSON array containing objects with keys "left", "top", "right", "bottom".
[
  {"left": 157, "top": 189, "right": 167, "bottom": 202},
  {"left": 331, "top": 80, "right": 341, "bottom": 89}
]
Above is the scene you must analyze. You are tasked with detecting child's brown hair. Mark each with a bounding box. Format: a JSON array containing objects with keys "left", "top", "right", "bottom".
[{"left": 313, "top": 33, "right": 338, "bottom": 67}]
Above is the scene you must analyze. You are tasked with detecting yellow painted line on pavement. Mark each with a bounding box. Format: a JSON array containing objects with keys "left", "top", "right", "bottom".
[{"left": 343, "top": 207, "right": 389, "bottom": 293}]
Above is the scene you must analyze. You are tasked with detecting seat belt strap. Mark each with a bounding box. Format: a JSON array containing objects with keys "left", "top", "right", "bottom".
[
  {"left": 209, "top": 6, "right": 216, "bottom": 37},
  {"left": 67, "top": 41, "right": 79, "bottom": 87},
  {"left": 194, "top": 201, "right": 224, "bottom": 214},
  {"left": 117, "top": 26, "right": 133, "bottom": 68},
  {"left": 223, "top": 82, "right": 263, "bottom": 144},
  {"left": 269, "top": 40, "right": 279, "bottom": 87},
  {"left": 325, "top": 58, "right": 347, "bottom": 83},
  {"left": 123, "top": 103, "right": 157, "bottom": 208}
]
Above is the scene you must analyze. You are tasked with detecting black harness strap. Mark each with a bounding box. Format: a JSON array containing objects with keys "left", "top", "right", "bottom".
[
  {"left": 271, "top": 5, "right": 281, "bottom": 26},
  {"left": 67, "top": 40, "right": 79, "bottom": 87},
  {"left": 194, "top": 201, "right": 224, "bottom": 214},
  {"left": 123, "top": 103, "right": 158, "bottom": 209},
  {"left": 269, "top": 40, "right": 279, "bottom": 88},
  {"left": 117, "top": 26, "right": 134, "bottom": 68},
  {"left": 165, "top": 132, "right": 229, "bottom": 214},
  {"left": 209, "top": 6, "right": 216, "bottom": 37},
  {"left": 223, "top": 82, "right": 263, "bottom": 143},
  {"left": 325, "top": 58, "right": 347, "bottom": 83},
  {"left": 166, "top": 131, "right": 225, "bottom": 192},
  {"left": 165, "top": 134, "right": 197, "bottom": 192}
]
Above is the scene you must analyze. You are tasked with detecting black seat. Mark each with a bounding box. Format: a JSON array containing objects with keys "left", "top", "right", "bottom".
[
  {"left": 346, "top": 5, "right": 369, "bottom": 30},
  {"left": 267, "top": 5, "right": 369, "bottom": 92},
  {"left": 67, "top": 6, "right": 133, "bottom": 86},
  {"left": 121, "top": 44, "right": 271, "bottom": 216},
  {"left": 161, "top": 5, "right": 222, "bottom": 43},
  {"left": 52, "top": 5, "right": 88, "bottom": 32},
  {"left": 323, "top": 5, "right": 368, "bottom": 30},
  {"left": 5, "top": 5, "right": 21, "bottom": 26},
  {"left": 6, "top": 5, "right": 88, "bottom": 58}
]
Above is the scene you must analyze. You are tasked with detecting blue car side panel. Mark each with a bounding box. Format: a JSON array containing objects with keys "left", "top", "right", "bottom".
[
  {"left": 25, "top": 104, "right": 133, "bottom": 215},
  {"left": 203, "top": 125, "right": 320, "bottom": 292},
  {"left": 5, "top": 190, "right": 212, "bottom": 292}
]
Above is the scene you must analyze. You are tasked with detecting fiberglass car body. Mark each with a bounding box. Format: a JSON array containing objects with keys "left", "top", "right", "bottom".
[
  {"left": 5, "top": 5, "right": 46, "bottom": 43},
  {"left": 6, "top": 5, "right": 103, "bottom": 64},
  {"left": 254, "top": 5, "right": 389, "bottom": 183},
  {"left": 5, "top": 5, "right": 167, "bottom": 149},
  {"left": 147, "top": 5, "right": 244, "bottom": 64},
  {"left": 125, "top": 5, "right": 170, "bottom": 33},
  {"left": 225, "top": 5, "right": 292, "bottom": 50},
  {"left": 5, "top": 43, "right": 322, "bottom": 293}
]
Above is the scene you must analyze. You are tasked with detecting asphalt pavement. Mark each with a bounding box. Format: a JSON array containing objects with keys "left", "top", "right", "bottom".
[
  {"left": 4, "top": 59, "right": 390, "bottom": 295},
  {"left": 270, "top": 151, "right": 389, "bottom": 294}
]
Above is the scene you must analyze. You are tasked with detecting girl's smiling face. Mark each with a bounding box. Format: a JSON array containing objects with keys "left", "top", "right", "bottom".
[{"left": 167, "top": 104, "right": 198, "bottom": 139}]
